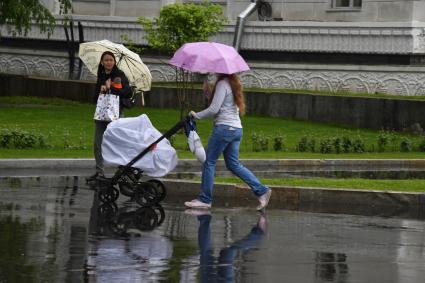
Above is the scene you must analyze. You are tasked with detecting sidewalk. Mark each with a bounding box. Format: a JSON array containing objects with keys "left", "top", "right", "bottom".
[{"left": 1, "top": 158, "right": 424, "bottom": 219}]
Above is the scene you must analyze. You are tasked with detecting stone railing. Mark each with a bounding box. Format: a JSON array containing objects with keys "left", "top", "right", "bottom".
[
  {"left": 2, "top": 48, "right": 425, "bottom": 96},
  {"left": 1, "top": 15, "right": 425, "bottom": 54}
]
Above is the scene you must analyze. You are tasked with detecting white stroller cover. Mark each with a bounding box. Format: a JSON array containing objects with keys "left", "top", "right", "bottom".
[{"left": 102, "top": 114, "right": 178, "bottom": 177}]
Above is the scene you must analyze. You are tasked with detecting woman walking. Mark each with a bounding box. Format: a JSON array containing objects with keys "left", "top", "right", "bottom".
[
  {"left": 87, "top": 51, "right": 132, "bottom": 181},
  {"left": 185, "top": 74, "right": 272, "bottom": 210}
]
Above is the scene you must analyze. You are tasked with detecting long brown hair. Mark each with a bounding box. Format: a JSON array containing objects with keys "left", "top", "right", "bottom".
[{"left": 209, "top": 74, "right": 246, "bottom": 115}]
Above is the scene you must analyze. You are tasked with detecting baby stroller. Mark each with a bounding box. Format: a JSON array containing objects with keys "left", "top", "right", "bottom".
[{"left": 88, "top": 114, "right": 194, "bottom": 206}]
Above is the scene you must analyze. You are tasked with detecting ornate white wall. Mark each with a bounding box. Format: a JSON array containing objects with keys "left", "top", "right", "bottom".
[{"left": 2, "top": 48, "right": 425, "bottom": 96}]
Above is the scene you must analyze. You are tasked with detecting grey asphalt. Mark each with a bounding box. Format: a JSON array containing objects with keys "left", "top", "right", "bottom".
[{"left": 1, "top": 185, "right": 424, "bottom": 283}]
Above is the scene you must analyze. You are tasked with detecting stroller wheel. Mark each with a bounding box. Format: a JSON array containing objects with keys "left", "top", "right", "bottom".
[
  {"left": 151, "top": 204, "right": 165, "bottom": 226},
  {"left": 134, "top": 182, "right": 159, "bottom": 206},
  {"left": 147, "top": 179, "right": 167, "bottom": 202},
  {"left": 98, "top": 186, "right": 119, "bottom": 203},
  {"left": 98, "top": 202, "right": 118, "bottom": 218},
  {"left": 134, "top": 206, "right": 158, "bottom": 230},
  {"left": 117, "top": 211, "right": 136, "bottom": 230},
  {"left": 119, "top": 182, "right": 135, "bottom": 197}
]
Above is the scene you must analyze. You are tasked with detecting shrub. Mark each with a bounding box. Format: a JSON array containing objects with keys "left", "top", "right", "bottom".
[
  {"left": 333, "top": 137, "right": 341, "bottom": 154},
  {"left": 251, "top": 133, "right": 261, "bottom": 152},
  {"left": 16, "top": 132, "right": 37, "bottom": 149},
  {"left": 63, "top": 131, "right": 71, "bottom": 149},
  {"left": 297, "top": 136, "right": 308, "bottom": 152},
  {"left": 342, "top": 136, "right": 352, "bottom": 153},
  {"left": 139, "top": 2, "right": 226, "bottom": 54},
  {"left": 0, "top": 129, "right": 13, "bottom": 148},
  {"left": 259, "top": 136, "right": 269, "bottom": 151},
  {"left": 307, "top": 138, "right": 316, "bottom": 152},
  {"left": 273, "top": 135, "right": 284, "bottom": 151},
  {"left": 419, "top": 138, "right": 425, "bottom": 152},
  {"left": 352, "top": 137, "right": 365, "bottom": 153},
  {"left": 0, "top": 128, "right": 49, "bottom": 149},
  {"left": 377, "top": 130, "right": 390, "bottom": 152},
  {"left": 400, "top": 138, "right": 412, "bottom": 152},
  {"left": 319, "top": 138, "right": 333, "bottom": 154}
]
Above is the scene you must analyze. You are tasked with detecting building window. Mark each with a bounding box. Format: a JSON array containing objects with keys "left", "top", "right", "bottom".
[{"left": 333, "top": 0, "right": 362, "bottom": 8}]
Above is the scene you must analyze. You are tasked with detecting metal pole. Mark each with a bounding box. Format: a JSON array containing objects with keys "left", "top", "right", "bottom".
[{"left": 233, "top": 0, "right": 259, "bottom": 52}]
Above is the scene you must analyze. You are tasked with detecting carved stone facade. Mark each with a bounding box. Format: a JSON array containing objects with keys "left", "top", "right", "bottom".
[
  {"left": 147, "top": 59, "right": 425, "bottom": 96},
  {"left": 2, "top": 49, "right": 424, "bottom": 96}
]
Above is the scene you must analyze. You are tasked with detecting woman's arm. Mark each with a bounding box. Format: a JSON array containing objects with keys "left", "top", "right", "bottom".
[{"left": 195, "top": 80, "right": 227, "bottom": 119}]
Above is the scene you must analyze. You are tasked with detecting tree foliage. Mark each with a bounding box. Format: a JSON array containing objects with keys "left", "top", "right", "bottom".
[
  {"left": 138, "top": 2, "right": 227, "bottom": 55},
  {"left": 0, "top": 0, "right": 72, "bottom": 36},
  {"left": 138, "top": 2, "right": 227, "bottom": 119}
]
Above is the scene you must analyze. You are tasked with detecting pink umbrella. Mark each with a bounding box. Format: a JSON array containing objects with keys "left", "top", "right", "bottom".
[{"left": 169, "top": 42, "right": 250, "bottom": 74}]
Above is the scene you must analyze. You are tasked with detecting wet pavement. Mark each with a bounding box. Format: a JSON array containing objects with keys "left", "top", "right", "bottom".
[{"left": 1, "top": 184, "right": 425, "bottom": 282}]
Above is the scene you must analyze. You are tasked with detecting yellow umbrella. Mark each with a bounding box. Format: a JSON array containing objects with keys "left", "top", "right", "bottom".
[{"left": 79, "top": 39, "right": 152, "bottom": 92}]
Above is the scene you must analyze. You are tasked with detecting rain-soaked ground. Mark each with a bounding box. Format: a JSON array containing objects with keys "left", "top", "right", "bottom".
[{"left": 1, "top": 185, "right": 425, "bottom": 283}]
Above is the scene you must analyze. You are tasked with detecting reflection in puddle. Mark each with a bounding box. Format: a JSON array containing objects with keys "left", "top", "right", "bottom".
[
  {"left": 189, "top": 210, "right": 266, "bottom": 282},
  {"left": 1, "top": 185, "right": 425, "bottom": 282},
  {"left": 315, "top": 252, "right": 348, "bottom": 282},
  {"left": 0, "top": 186, "right": 92, "bottom": 282},
  {"left": 86, "top": 199, "right": 171, "bottom": 281}
]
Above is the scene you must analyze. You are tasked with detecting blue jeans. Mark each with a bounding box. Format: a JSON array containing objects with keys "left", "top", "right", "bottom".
[{"left": 198, "top": 124, "right": 269, "bottom": 204}]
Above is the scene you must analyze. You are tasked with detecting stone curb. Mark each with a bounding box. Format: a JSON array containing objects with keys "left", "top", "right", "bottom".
[
  {"left": 1, "top": 175, "right": 424, "bottom": 219},
  {"left": 162, "top": 179, "right": 425, "bottom": 219}
]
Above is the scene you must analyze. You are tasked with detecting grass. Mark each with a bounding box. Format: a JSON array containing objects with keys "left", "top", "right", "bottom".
[
  {"left": 1, "top": 96, "right": 425, "bottom": 158},
  {"left": 2, "top": 96, "right": 425, "bottom": 192},
  {"left": 187, "top": 176, "right": 425, "bottom": 192}
]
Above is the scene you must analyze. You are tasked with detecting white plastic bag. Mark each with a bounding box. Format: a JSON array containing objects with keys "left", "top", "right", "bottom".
[
  {"left": 102, "top": 114, "right": 177, "bottom": 177},
  {"left": 187, "top": 130, "right": 206, "bottom": 163}
]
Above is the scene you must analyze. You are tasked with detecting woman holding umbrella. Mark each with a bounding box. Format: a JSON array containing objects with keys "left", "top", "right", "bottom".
[
  {"left": 79, "top": 40, "right": 151, "bottom": 182},
  {"left": 170, "top": 42, "right": 271, "bottom": 210},
  {"left": 87, "top": 51, "right": 132, "bottom": 181},
  {"left": 184, "top": 73, "right": 271, "bottom": 210}
]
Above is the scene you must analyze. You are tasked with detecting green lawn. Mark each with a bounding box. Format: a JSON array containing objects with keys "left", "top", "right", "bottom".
[
  {"left": 2, "top": 96, "right": 425, "bottom": 192},
  {"left": 1, "top": 96, "right": 425, "bottom": 158}
]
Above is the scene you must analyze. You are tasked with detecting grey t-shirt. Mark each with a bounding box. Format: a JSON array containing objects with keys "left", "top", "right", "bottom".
[{"left": 195, "top": 79, "right": 242, "bottom": 128}]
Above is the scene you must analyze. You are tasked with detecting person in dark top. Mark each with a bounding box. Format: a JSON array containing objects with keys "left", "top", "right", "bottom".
[{"left": 87, "top": 51, "right": 132, "bottom": 182}]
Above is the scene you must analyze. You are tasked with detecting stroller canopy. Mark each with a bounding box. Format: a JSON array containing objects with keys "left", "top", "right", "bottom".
[{"left": 102, "top": 114, "right": 177, "bottom": 177}]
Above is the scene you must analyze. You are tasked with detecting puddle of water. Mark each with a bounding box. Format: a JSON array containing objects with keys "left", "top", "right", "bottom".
[{"left": 1, "top": 186, "right": 425, "bottom": 282}]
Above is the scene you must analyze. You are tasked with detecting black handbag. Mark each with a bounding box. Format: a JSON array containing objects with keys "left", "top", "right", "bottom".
[
  {"left": 122, "top": 87, "right": 138, "bottom": 109},
  {"left": 122, "top": 97, "right": 135, "bottom": 109}
]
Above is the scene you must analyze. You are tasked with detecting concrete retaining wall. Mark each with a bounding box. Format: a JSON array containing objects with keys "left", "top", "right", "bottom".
[
  {"left": 148, "top": 87, "right": 425, "bottom": 130},
  {"left": 2, "top": 73, "right": 425, "bottom": 130}
]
